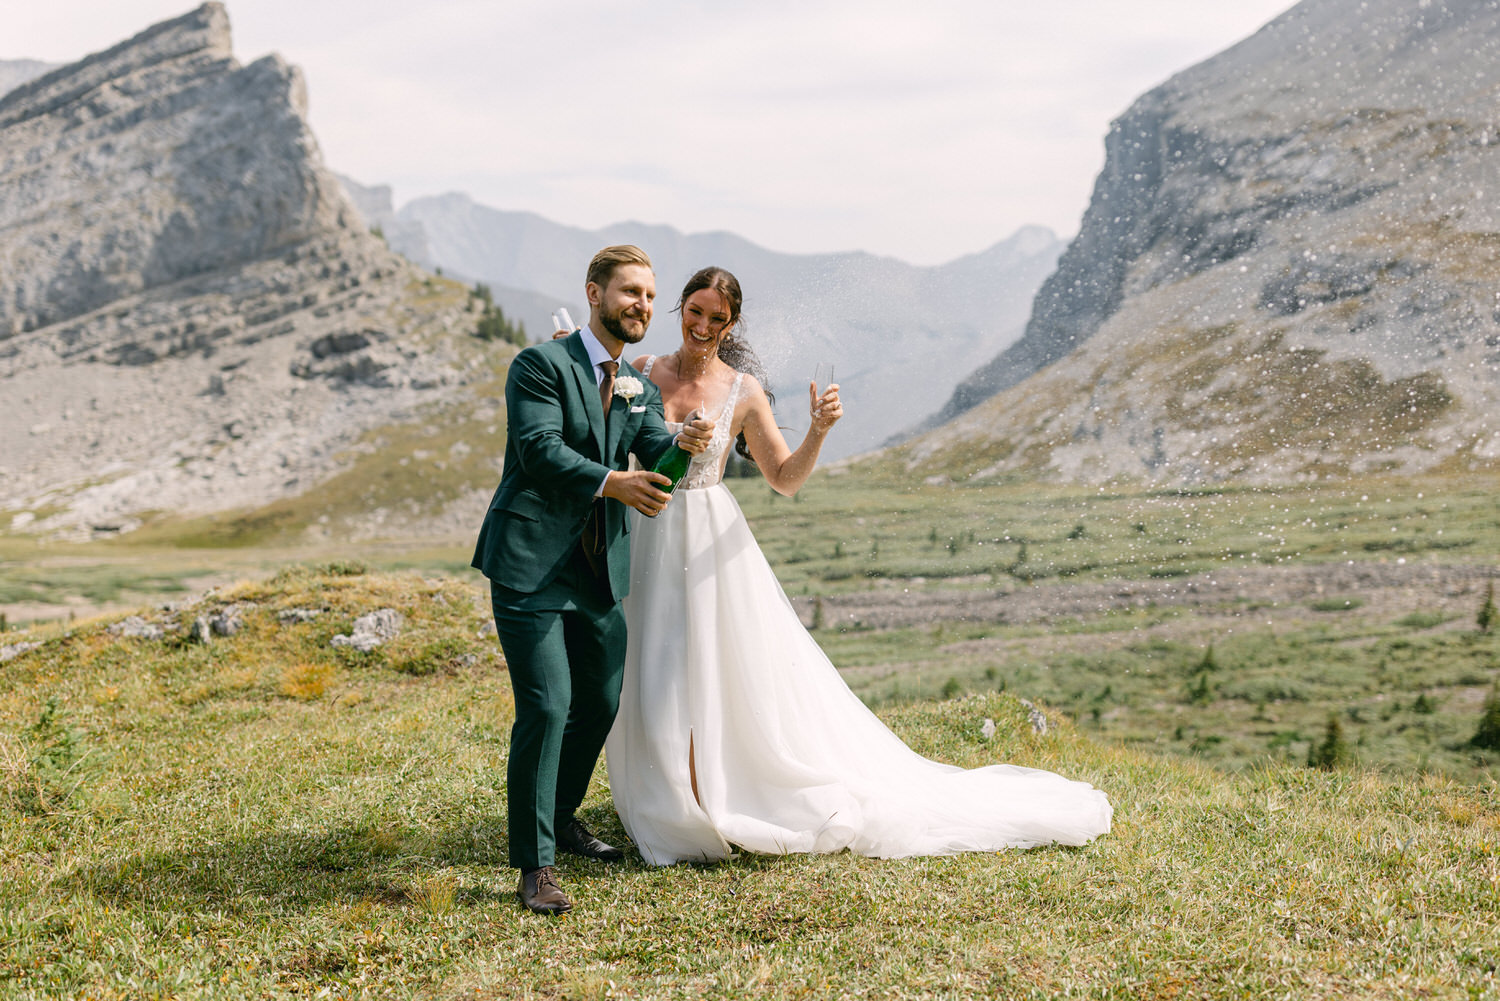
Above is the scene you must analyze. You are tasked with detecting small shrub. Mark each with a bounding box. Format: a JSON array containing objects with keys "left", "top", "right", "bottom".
[
  {"left": 940, "top": 677, "right": 964, "bottom": 699},
  {"left": 319, "top": 560, "right": 370, "bottom": 577},
  {"left": 1310, "top": 596, "right": 1364, "bottom": 612},
  {"left": 279, "top": 662, "right": 336, "bottom": 700},
  {"left": 6, "top": 696, "right": 94, "bottom": 815},
  {"left": 1395, "top": 611, "right": 1447, "bottom": 629},
  {"left": 1189, "top": 733, "right": 1223, "bottom": 754},
  {"left": 1222, "top": 677, "right": 1310, "bottom": 703},
  {"left": 396, "top": 637, "right": 474, "bottom": 677}
]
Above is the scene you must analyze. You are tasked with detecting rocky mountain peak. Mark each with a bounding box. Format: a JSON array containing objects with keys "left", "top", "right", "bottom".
[
  {"left": 0, "top": 2, "right": 363, "bottom": 337},
  {"left": 906, "top": 0, "right": 1500, "bottom": 484},
  {"left": 1, "top": 6, "right": 489, "bottom": 540}
]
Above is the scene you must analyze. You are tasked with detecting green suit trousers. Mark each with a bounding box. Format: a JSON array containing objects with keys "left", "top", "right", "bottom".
[{"left": 490, "top": 548, "right": 625, "bottom": 870}]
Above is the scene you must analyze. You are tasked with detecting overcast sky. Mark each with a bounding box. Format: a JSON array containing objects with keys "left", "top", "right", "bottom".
[{"left": 5, "top": 0, "right": 1296, "bottom": 265}]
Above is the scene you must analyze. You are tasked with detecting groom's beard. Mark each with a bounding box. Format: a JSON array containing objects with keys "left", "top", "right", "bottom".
[{"left": 600, "top": 303, "right": 649, "bottom": 344}]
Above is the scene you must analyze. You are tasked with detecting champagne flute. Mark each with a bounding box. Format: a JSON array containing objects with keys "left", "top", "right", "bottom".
[{"left": 813, "top": 362, "right": 835, "bottom": 421}]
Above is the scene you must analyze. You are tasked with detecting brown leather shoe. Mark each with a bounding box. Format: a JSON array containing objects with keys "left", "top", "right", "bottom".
[
  {"left": 556, "top": 818, "right": 625, "bottom": 861},
  {"left": 517, "top": 866, "right": 572, "bottom": 915}
]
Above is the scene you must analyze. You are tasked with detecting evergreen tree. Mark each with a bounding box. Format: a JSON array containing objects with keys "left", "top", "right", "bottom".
[
  {"left": 1197, "top": 644, "right": 1219, "bottom": 673},
  {"left": 1472, "top": 681, "right": 1500, "bottom": 751},
  {"left": 1478, "top": 580, "right": 1497, "bottom": 633},
  {"left": 1186, "top": 671, "right": 1213, "bottom": 706},
  {"left": 472, "top": 286, "right": 527, "bottom": 346},
  {"left": 1308, "top": 713, "right": 1348, "bottom": 770}
]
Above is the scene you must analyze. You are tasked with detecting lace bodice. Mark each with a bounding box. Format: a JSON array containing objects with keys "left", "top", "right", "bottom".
[{"left": 643, "top": 356, "right": 745, "bottom": 490}]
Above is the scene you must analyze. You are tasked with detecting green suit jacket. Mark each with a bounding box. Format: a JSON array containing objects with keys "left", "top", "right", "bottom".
[{"left": 471, "top": 331, "right": 677, "bottom": 603}]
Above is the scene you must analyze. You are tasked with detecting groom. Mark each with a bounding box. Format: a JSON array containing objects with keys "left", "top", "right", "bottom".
[{"left": 472, "top": 245, "right": 713, "bottom": 915}]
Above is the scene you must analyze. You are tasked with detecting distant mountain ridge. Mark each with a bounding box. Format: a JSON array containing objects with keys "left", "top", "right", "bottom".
[
  {"left": 899, "top": 0, "right": 1500, "bottom": 483},
  {"left": 339, "top": 184, "right": 1064, "bottom": 459},
  {"left": 0, "top": 59, "right": 57, "bottom": 97}
]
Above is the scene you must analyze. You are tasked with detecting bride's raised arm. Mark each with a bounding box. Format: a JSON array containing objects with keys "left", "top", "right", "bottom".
[{"left": 741, "top": 376, "right": 843, "bottom": 496}]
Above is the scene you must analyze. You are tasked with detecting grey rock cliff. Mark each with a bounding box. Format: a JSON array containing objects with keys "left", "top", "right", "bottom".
[
  {"left": 1, "top": 5, "right": 359, "bottom": 335},
  {"left": 906, "top": 0, "right": 1500, "bottom": 483},
  {"left": 0, "top": 5, "right": 487, "bottom": 539}
]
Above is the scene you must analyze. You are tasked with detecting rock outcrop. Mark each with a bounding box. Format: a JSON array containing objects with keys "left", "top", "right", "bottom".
[
  {"left": 0, "top": 5, "right": 493, "bottom": 539},
  {"left": 907, "top": 0, "right": 1500, "bottom": 483}
]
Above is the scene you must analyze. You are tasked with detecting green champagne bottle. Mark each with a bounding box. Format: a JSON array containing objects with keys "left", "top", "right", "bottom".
[
  {"left": 645, "top": 407, "right": 703, "bottom": 516},
  {"left": 650, "top": 443, "right": 693, "bottom": 494}
]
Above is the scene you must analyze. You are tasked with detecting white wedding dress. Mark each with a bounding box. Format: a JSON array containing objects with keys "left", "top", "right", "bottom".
[{"left": 606, "top": 362, "right": 1112, "bottom": 866}]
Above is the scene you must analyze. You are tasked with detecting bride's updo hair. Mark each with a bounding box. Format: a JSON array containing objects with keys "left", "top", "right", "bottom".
[{"left": 674, "top": 266, "right": 773, "bottom": 462}]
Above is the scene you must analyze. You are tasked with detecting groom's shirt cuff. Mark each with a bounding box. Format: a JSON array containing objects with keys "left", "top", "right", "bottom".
[{"left": 596, "top": 471, "right": 610, "bottom": 498}]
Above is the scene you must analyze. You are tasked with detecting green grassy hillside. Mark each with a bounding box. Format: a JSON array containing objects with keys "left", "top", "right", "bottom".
[{"left": 2, "top": 566, "right": 1497, "bottom": 998}]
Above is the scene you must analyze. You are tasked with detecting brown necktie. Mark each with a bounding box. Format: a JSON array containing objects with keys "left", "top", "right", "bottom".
[{"left": 599, "top": 359, "right": 618, "bottom": 429}]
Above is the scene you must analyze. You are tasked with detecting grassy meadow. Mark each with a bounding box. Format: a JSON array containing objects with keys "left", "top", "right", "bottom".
[
  {"left": 2, "top": 564, "right": 1498, "bottom": 998},
  {"left": 732, "top": 466, "right": 1498, "bottom": 595},
  {"left": 3, "top": 468, "right": 1500, "bottom": 996}
]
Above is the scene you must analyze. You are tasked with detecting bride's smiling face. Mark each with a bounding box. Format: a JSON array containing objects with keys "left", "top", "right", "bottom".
[{"left": 679, "top": 288, "right": 735, "bottom": 361}]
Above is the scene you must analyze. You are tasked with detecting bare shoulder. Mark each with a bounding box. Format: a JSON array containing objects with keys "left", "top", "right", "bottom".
[
  {"left": 628, "top": 353, "right": 653, "bottom": 373},
  {"left": 735, "top": 372, "right": 772, "bottom": 426},
  {"left": 737, "top": 371, "right": 768, "bottom": 401}
]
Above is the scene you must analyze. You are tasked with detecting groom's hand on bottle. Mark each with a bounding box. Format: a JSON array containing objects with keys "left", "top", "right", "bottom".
[{"left": 602, "top": 470, "right": 674, "bottom": 517}]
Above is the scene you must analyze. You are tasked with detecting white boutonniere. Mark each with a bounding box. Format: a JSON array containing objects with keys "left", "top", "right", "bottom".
[{"left": 614, "top": 375, "right": 643, "bottom": 401}]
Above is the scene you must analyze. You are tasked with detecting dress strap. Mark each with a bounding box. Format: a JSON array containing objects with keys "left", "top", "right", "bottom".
[
  {"left": 720, "top": 372, "right": 745, "bottom": 420},
  {"left": 641, "top": 355, "right": 657, "bottom": 377}
]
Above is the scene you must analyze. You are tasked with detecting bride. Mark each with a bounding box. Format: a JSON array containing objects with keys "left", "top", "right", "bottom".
[{"left": 606, "top": 267, "right": 1112, "bottom": 865}]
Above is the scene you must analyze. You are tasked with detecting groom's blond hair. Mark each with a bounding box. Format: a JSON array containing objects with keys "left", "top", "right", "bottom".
[{"left": 587, "top": 245, "right": 653, "bottom": 289}]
